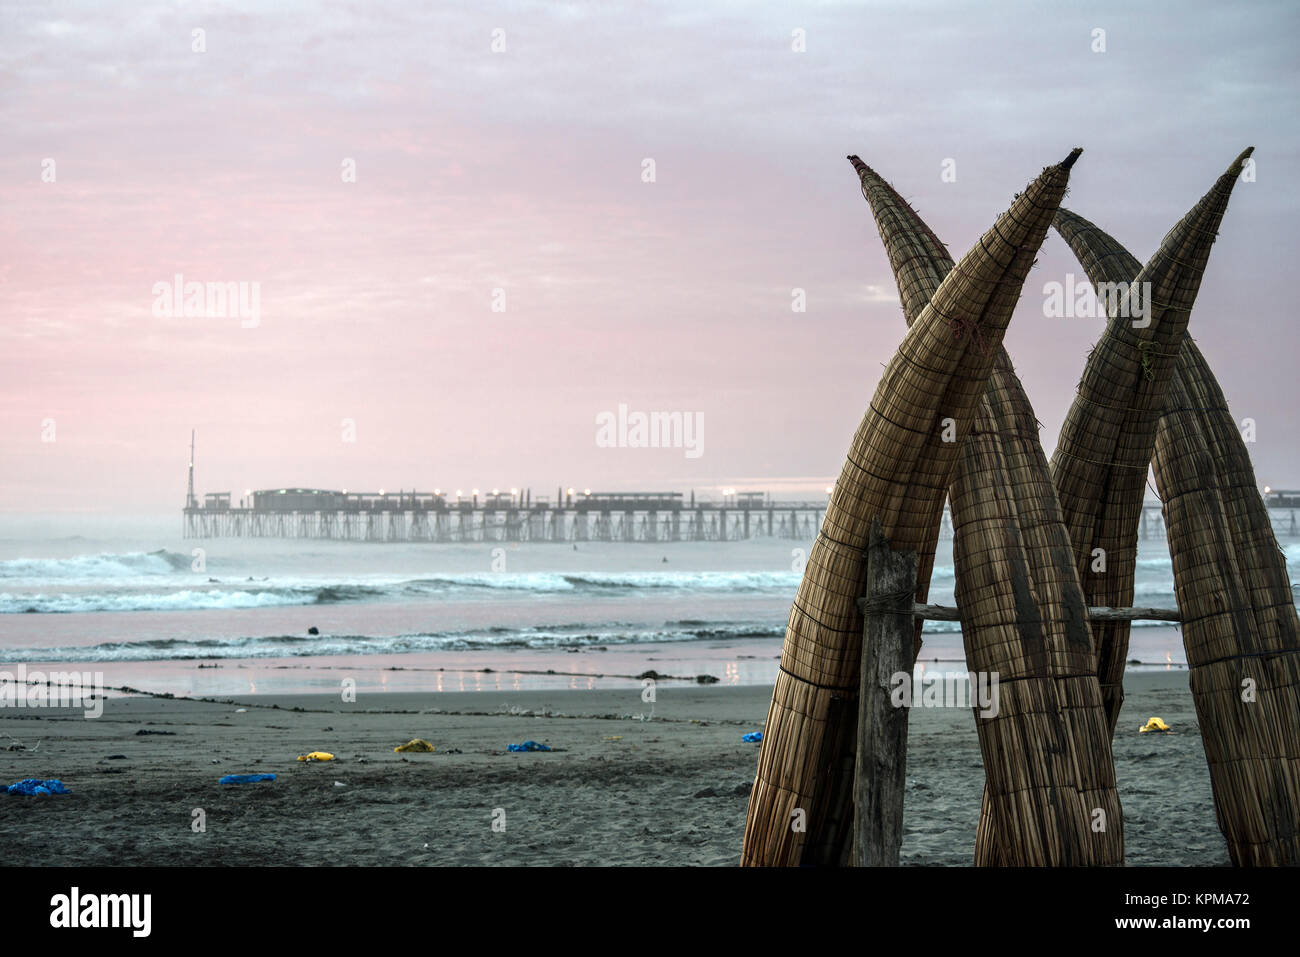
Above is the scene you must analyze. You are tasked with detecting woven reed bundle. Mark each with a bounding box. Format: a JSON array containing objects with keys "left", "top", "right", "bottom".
[
  {"left": 1048, "top": 149, "right": 1253, "bottom": 737},
  {"left": 1157, "top": 364, "right": 1300, "bottom": 865},
  {"left": 954, "top": 354, "right": 1123, "bottom": 865},
  {"left": 847, "top": 157, "right": 953, "bottom": 326},
  {"left": 1053, "top": 191, "right": 1300, "bottom": 866},
  {"left": 741, "top": 150, "right": 1082, "bottom": 867},
  {"left": 849, "top": 158, "right": 1121, "bottom": 866},
  {"left": 1179, "top": 341, "right": 1300, "bottom": 655}
]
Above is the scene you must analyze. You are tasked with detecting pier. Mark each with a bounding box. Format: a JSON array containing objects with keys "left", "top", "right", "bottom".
[
  {"left": 178, "top": 440, "right": 1299, "bottom": 544},
  {"left": 183, "top": 487, "right": 836, "bottom": 542},
  {"left": 174, "top": 485, "right": 1250, "bottom": 543}
]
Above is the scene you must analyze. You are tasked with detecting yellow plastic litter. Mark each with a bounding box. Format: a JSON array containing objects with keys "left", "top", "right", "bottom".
[
  {"left": 603, "top": 735, "right": 623, "bottom": 741},
  {"left": 394, "top": 738, "right": 435, "bottom": 753},
  {"left": 297, "top": 751, "right": 335, "bottom": 761},
  {"left": 1139, "top": 717, "right": 1171, "bottom": 733}
]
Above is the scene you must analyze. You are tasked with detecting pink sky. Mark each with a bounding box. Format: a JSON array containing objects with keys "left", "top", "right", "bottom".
[{"left": 3, "top": 1, "right": 1298, "bottom": 513}]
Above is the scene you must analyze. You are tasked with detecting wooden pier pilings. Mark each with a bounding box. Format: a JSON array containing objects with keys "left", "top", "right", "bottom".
[{"left": 181, "top": 502, "right": 834, "bottom": 543}]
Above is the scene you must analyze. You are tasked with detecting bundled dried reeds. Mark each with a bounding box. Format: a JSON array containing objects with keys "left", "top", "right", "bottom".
[
  {"left": 1049, "top": 150, "right": 1253, "bottom": 738},
  {"left": 741, "top": 149, "right": 1082, "bottom": 866},
  {"left": 849, "top": 158, "right": 1121, "bottom": 866},
  {"left": 1053, "top": 166, "right": 1300, "bottom": 865}
]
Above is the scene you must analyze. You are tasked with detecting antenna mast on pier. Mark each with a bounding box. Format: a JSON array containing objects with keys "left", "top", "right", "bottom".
[{"left": 186, "top": 430, "right": 196, "bottom": 508}]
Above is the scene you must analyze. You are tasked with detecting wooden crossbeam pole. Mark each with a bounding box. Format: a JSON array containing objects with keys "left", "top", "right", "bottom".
[{"left": 910, "top": 603, "right": 1180, "bottom": 623}]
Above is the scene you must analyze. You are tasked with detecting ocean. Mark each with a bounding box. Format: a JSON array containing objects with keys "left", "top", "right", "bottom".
[{"left": 2, "top": 513, "right": 1296, "bottom": 696}]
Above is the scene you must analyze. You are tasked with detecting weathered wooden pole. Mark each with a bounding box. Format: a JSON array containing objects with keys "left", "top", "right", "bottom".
[
  {"left": 911, "top": 602, "right": 1181, "bottom": 623},
  {"left": 852, "top": 519, "right": 917, "bottom": 866}
]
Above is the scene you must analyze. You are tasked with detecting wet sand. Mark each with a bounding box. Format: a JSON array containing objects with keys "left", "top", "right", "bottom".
[{"left": 0, "top": 670, "right": 1221, "bottom": 865}]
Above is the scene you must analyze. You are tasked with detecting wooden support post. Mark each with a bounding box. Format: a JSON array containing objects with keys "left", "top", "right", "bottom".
[{"left": 852, "top": 519, "right": 917, "bottom": 867}]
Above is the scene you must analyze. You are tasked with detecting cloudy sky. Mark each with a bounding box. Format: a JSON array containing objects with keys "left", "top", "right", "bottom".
[{"left": 2, "top": 0, "right": 1297, "bottom": 513}]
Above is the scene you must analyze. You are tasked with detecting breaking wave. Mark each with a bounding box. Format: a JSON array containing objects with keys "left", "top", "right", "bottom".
[
  {"left": 1, "top": 569, "right": 802, "bottom": 614},
  {"left": 0, "top": 620, "right": 790, "bottom": 662},
  {"left": 0, "top": 549, "right": 192, "bottom": 581},
  {"left": 0, "top": 585, "right": 387, "bottom": 615}
]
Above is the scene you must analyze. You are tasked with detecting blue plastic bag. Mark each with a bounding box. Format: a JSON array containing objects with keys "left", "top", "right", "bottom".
[
  {"left": 7, "top": 778, "right": 70, "bottom": 796},
  {"left": 507, "top": 741, "right": 552, "bottom": 752},
  {"left": 742, "top": 731, "right": 763, "bottom": 743},
  {"left": 219, "top": 773, "right": 277, "bottom": 784}
]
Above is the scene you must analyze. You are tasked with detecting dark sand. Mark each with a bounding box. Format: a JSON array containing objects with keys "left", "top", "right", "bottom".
[{"left": 0, "top": 670, "right": 1222, "bottom": 865}]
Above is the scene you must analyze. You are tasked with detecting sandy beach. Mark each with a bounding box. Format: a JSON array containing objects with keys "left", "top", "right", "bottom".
[{"left": 0, "top": 670, "right": 1222, "bottom": 866}]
